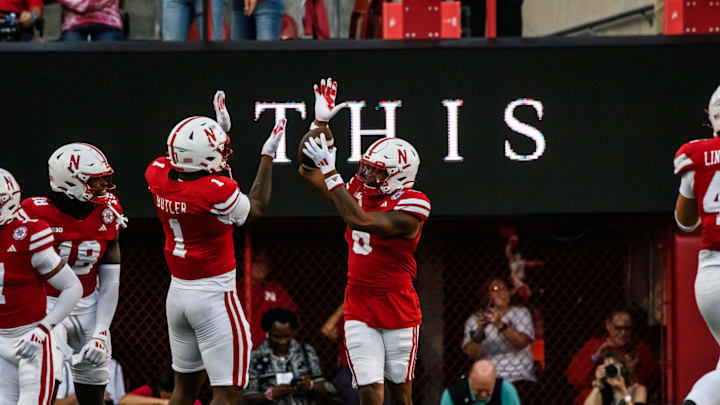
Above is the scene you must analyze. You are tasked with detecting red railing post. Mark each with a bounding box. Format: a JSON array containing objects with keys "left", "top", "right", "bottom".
[{"left": 485, "top": 0, "right": 496, "bottom": 38}]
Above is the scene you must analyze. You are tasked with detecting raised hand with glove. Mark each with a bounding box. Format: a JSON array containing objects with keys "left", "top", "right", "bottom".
[
  {"left": 303, "top": 134, "right": 344, "bottom": 191},
  {"left": 214, "top": 90, "right": 232, "bottom": 133},
  {"left": 262, "top": 118, "right": 287, "bottom": 159},
  {"left": 313, "top": 77, "right": 347, "bottom": 126}
]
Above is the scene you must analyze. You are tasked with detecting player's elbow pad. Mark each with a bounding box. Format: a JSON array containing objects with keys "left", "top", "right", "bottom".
[{"left": 675, "top": 210, "right": 701, "bottom": 233}]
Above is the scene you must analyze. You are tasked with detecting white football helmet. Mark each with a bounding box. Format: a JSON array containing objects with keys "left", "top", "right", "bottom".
[
  {"left": 709, "top": 84, "right": 720, "bottom": 136},
  {"left": 167, "top": 116, "right": 232, "bottom": 173},
  {"left": 0, "top": 168, "right": 21, "bottom": 226},
  {"left": 357, "top": 137, "right": 420, "bottom": 194},
  {"left": 49, "top": 143, "right": 115, "bottom": 204}
]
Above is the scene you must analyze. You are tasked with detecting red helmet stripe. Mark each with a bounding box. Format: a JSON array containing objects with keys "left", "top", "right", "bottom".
[{"left": 168, "top": 117, "right": 201, "bottom": 164}]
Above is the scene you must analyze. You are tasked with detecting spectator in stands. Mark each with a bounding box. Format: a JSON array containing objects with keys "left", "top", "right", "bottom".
[
  {"left": 566, "top": 309, "right": 658, "bottom": 405},
  {"left": 582, "top": 350, "right": 647, "bottom": 405},
  {"left": 320, "top": 303, "right": 390, "bottom": 405},
  {"left": 245, "top": 308, "right": 333, "bottom": 405},
  {"left": 231, "top": 0, "right": 282, "bottom": 40},
  {"left": 463, "top": 0, "right": 523, "bottom": 37},
  {"left": 119, "top": 364, "right": 201, "bottom": 405},
  {"left": 57, "top": 358, "right": 126, "bottom": 404},
  {"left": 462, "top": 277, "right": 536, "bottom": 402},
  {"left": 162, "top": 0, "right": 226, "bottom": 40},
  {"left": 441, "top": 360, "right": 521, "bottom": 405},
  {"left": 238, "top": 249, "right": 297, "bottom": 348},
  {"left": 0, "top": 0, "right": 41, "bottom": 41},
  {"left": 57, "top": 0, "right": 125, "bottom": 41}
]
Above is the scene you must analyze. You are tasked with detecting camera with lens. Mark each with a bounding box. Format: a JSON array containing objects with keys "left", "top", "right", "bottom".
[{"left": 604, "top": 364, "right": 620, "bottom": 378}]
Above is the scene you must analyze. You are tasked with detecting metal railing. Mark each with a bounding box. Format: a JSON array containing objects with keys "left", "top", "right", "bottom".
[{"left": 548, "top": 4, "right": 654, "bottom": 37}]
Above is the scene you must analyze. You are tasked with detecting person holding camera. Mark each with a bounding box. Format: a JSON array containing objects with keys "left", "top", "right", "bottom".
[
  {"left": 583, "top": 351, "right": 647, "bottom": 405},
  {"left": 462, "top": 277, "right": 536, "bottom": 402},
  {"left": 566, "top": 309, "right": 658, "bottom": 405},
  {"left": 244, "top": 308, "right": 333, "bottom": 405},
  {"left": 0, "top": 0, "right": 42, "bottom": 41}
]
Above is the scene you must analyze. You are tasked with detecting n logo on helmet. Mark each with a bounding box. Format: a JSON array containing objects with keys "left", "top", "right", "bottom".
[
  {"left": 68, "top": 155, "right": 81, "bottom": 173},
  {"left": 4, "top": 176, "right": 14, "bottom": 190},
  {"left": 398, "top": 149, "right": 408, "bottom": 165},
  {"left": 204, "top": 127, "right": 217, "bottom": 143}
]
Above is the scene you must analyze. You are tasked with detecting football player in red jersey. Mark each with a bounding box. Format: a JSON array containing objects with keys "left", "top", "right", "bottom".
[
  {"left": 145, "top": 91, "right": 284, "bottom": 405},
  {"left": 0, "top": 168, "right": 82, "bottom": 404},
  {"left": 300, "top": 78, "right": 430, "bottom": 405},
  {"left": 674, "top": 84, "right": 720, "bottom": 405},
  {"left": 21, "top": 142, "right": 126, "bottom": 405}
]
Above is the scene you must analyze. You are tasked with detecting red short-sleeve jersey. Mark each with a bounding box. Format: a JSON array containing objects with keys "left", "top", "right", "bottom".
[
  {"left": 145, "top": 157, "right": 245, "bottom": 280},
  {"left": 674, "top": 138, "right": 720, "bottom": 250},
  {"left": 0, "top": 218, "right": 54, "bottom": 328},
  {"left": 342, "top": 176, "right": 430, "bottom": 329},
  {"left": 20, "top": 194, "right": 122, "bottom": 298}
]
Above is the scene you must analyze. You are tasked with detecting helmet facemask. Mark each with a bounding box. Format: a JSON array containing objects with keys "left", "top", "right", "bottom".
[
  {"left": 0, "top": 169, "right": 21, "bottom": 226},
  {"left": 48, "top": 143, "right": 115, "bottom": 205},
  {"left": 356, "top": 138, "right": 420, "bottom": 195}
]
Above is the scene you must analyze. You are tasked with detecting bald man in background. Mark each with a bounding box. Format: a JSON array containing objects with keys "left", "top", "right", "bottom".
[{"left": 441, "top": 360, "right": 521, "bottom": 405}]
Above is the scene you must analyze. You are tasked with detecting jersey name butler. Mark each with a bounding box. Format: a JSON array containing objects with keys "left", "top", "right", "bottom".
[{"left": 155, "top": 196, "right": 187, "bottom": 215}]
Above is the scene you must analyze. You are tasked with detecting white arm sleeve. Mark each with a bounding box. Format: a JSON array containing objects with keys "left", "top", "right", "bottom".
[
  {"left": 95, "top": 264, "right": 120, "bottom": 333},
  {"left": 42, "top": 264, "right": 82, "bottom": 328},
  {"left": 30, "top": 247, "right": 62, "bottom": 275},
  {"left": 215, "top": 191, "right": 251, "bottom": 226},
  {"left": 680, "top": 170, "right": 696, "bottom": 199}
]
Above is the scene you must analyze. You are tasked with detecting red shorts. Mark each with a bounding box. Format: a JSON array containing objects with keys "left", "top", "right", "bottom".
[{"left": 343, "top": 284, "right": 421, "bottom": 329}]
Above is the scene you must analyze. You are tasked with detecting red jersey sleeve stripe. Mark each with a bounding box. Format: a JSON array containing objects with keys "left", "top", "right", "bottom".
[
  {"left": 30, "top": 228, "right": 52, "bottom": 242},
  {"left": 29, "top": 235, "right": 54, "bottom": 252},
  {"left": 393, "top": 205, "right": 430, "bottom": 219}
]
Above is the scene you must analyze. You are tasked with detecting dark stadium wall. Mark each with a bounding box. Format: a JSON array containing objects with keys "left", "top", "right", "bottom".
[{"left": 2, "top": 36, "right": 720, "bottom": 218}]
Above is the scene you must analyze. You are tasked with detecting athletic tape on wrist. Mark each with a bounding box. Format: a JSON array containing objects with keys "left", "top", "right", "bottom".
[{"left": 325, "top": 173, "right": 344, "bottom": 191}]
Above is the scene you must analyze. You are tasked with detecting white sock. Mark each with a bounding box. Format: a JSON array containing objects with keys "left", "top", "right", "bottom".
[{"left": 686, "top": 370, "right": 720, "bottom": 405}]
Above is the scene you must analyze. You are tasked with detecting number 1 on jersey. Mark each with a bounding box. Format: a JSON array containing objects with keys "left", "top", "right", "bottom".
[
  {"left": 168, "top": 219, "right": 187, "bottom": 258},
  {"left": 703, "top": 171, "right": 720, "bottom": 225}
]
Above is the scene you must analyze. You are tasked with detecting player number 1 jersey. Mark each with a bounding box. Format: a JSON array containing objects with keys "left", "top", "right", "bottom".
[{"left": 145, "top": 157, "right": 250, "bottom": 280}]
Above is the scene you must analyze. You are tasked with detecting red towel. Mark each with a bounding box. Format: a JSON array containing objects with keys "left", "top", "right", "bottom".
[{"left": 303, "top": 0, "right": 330, "bottom": 39}]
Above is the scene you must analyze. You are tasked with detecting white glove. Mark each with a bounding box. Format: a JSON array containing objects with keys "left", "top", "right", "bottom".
[
  {"left": 314, "top": 77, "right": 347, "bottom": 123},
  {"left": 79, "top": 330, "right": 110, "bottom": 366},
  {"left": 261, "top": 118, "right": 287, "bottom": 158},
  {"left": 303, "top": 134, "right": 337, "bottom": 175},
  {"left": 14, "top": 324, "right": 49, "bottom": 360},
  {"left": 214, "top": 90, "right": 231, "bottom": 133}
]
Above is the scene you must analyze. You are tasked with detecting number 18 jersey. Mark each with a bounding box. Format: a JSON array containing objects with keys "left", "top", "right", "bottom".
[
  {"left": 675, "top": 137, "right": 720, "bottom": 250},
  {"left": 145, "top": 157, "right": 250, "bottom": 280},
  {"left": 20, "top": 194, "right": 122, "bottom": 301}
]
